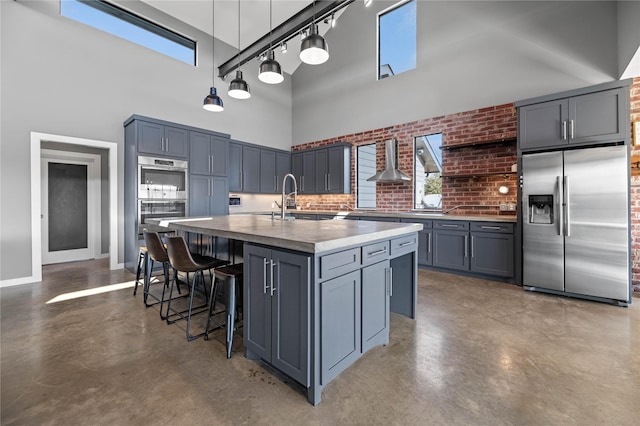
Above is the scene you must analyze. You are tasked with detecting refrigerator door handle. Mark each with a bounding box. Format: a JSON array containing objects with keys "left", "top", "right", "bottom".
[
  {"left": 564, "top": 175, "right": 570, "bottom": 237},
  {"left": 555, "top": 176, "right": 563, "bottom": 237}
]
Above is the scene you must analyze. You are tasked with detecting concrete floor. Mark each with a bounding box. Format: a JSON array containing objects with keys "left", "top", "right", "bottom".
[{"left": 1, "top": 259, "right": 639, "bottom": 425}]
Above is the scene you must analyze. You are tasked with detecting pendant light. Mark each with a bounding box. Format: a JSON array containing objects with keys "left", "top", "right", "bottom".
[
  {"left": 300, "top": 1, "right": 329, "bottom": 66},
  {"left": 203, "top": 0, "right": 223, "bottom": 111},
  {"left": 228, "top": 0, "right": 251, "bottom": 99},
  {"left": 258, "top": 0, "right": 284, "bottom": 84}
]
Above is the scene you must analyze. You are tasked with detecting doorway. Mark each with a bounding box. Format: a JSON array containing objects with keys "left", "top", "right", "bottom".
[{"left": 40, "top": 150, "right": 101, "bottom": 264}]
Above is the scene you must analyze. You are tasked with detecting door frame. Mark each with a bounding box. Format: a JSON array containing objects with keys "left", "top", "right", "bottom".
[
  {"left": 18, "top": 132, "right": 119, "bottom": 287},
  {"left": 40, "top": 149, "right": 102, "bottom": 264}
]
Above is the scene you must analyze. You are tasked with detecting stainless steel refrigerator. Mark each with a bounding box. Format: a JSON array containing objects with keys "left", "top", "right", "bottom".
[{"left": 521, "top": 144, "right": 631, "bottom": 306}]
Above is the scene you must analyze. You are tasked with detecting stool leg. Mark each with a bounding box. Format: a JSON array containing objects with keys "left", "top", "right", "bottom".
[
  {"left": 185, "top": 270, "right": 203, "bottom": 341},
  {"left": 143, "top": 258, "right": 155, "bottom": 306},
  {"left": 159, "top": 263, "right": 170, "bottom": 320},
  {"left": 204, "top": 276, "right": 220, "bottom": 341},
  {"left": 226, "top": 275, "right": 236, "bottom": 358},
  {"left": 133, "top": 251, "right": 145, "bottom": 296}
]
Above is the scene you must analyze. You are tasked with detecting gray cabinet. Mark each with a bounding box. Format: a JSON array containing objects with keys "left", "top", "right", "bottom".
[
  {"left": 519, "top": 87, "right": 627, "bottom": 151},
  {"left": 292, "top": 144, "right": 350, "bottom": 194},
  {"left": 320, "top": 270, "right": 361, "bottom": 385},
  {"left": 260, "top": 150, "right": 292, "bottom": 194},
  {"left": 137, "top": 121, "right": 188, "bottom": 158},
  {"left": 244, "top": 244, "right": 310, "bottom": 386},
  {"left": 230, "top": 142, "right": 288, "bottom": 194},
  {"left": 189, "top": 132, "right": 228, "bottom": 176},
  {"left": 362, "top": 260, "right": 390, "bottom": 353},
  {"left": 188, "top": 175, "right": 229, "bottom": 217},
  {"left": 470, "top": 222, "right": 514, "bottom": 277},
  {"left": 433, "top": 228, "right": 469, "bottom": 271},
  {"left": 229, "top": 142, "right": 260, "bottom": 193},
  {"left": 431, "top": 220, "right": 514, "bottom": 279}
]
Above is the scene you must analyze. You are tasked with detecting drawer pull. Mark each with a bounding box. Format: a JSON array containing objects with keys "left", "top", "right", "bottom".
[
  {"left": 398, "top": 241, "right": 414, "bottom": 247},
  {"left": 367, "top": 247, "right": 387, "bottom": 257},
  {"left": 480, "top": 226, "right": 501, "bottom": 230},
  {"left": 441, "top": 224, "right": 459, "bottom": 228}
]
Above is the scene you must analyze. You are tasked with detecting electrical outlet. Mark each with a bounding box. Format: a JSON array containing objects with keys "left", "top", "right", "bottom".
[
  {"left": 508, "top": 203, "right": 516, "bottom": 211},
  {"left": 500, "top": 203, "right": 508, "bottom": 211},
  {"left": 271, "top": 202, "right": 275, "bottom": 209}
]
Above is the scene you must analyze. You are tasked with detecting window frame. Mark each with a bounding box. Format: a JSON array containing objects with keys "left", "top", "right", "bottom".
[
  {"left": 376, "top": 0, "right": 417, "bottom": 80},
  {"left": 413, "top": 133, "right": 443, "bottom": 211},
  {"left": 60, "top": 0, "right": 197, "bottom": 65},
  {"left": 356, "top": 143, "right": 378, "bottom": 210}
]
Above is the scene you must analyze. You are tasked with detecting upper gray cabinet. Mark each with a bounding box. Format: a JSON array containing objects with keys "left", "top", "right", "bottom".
[
  {"left": 137, "top": 121, "right": 188, "bottom": 158},
  {"left": 189, "top": 132, "right": 229, "bottom": 176},
  {"left": 230, "top": 141, "right": 290, "bottom": 194},
  {"left": 518, "top": 85, "right": 629, "bottom": 152},
  {"left": 292, "top": 143, "right": 351, "bottom": 195}
]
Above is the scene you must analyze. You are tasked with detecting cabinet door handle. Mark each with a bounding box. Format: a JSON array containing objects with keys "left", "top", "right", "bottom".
[
  {"left": 398, "top": 241, "right": 413, "bottom": 247},
  {"left": 263, "top": 258, "right": 269, "bottom": 294},
  {"left": 367, "top": 247, "right": 387, "bottom": 257},
  {"left": 569, "top": 119, "right": 574, "bottom": 139},
  {"left": 464, "top": 235, "right": 468, "bottom": 258},
  {"left": 301, "top": 176, "right": 305, "bottom": 192},
  {"left": 241, "top": 172, "right": 244, "bottom": 190},
  {"left": 274, "top": 175, "right": 277, "bottom": 192},
  {"left": 389, "top": 267, "right": 393, "bottom": 297},
  {"left": 441, "top": 224, "right": 459, "bottom": 228},
  {"left": 327, "top": 173, "right": 330, "bottom": 190},
  {"left": 480, "top": 226, "right": 501, "bottom": 230},
  {"left": 270, "top": 259, "right": 276, "bottom": 296},
  {"left": 471, "top": 236, "right": 475, "bottom": 258},
  {"left": 209, "top": 155, "right": 213, "bottom": 173},
  {"left": 562, "top": 121, "right": 567, "bottom": 140},
  {"left": 427, "top": 233, "right": 431, "bottom": 253},
  {"left": 165, "top": 138, "right": 169, "bottom": 152}
]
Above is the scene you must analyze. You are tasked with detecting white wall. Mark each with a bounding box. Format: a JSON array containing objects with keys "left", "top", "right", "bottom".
[
  {"left": 292, "top": 1, "right": 620, "bottom": 145},
  {"left": 0, "top": 0, "right": 292, "bottom": 280},
  {"left": 618, "top": 1, "right": 640, "bottom": 78}
]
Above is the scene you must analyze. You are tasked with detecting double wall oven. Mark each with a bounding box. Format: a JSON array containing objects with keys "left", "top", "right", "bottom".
[{"left": 137, "top": 156, "right": 188, "bottom": 234}]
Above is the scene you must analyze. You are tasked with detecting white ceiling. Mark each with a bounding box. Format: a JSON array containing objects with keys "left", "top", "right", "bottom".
[{"left": 141, "top": 0, "right": 341, "bottom": 74}]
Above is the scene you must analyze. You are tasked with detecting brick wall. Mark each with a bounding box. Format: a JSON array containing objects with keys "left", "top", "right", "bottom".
[
  {"left": 629, "top": 78, "right": 640, "bottom": 293},
  {"left": 294, "top": 104, "right": 518, "bottom": 215}
]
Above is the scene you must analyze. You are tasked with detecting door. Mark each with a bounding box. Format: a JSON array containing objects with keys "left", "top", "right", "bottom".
[
  {"left": 260, "top": 149, "right": 276, "bottom": 193},
  {"left": 189, "top": 132, "right": 210, "bottom": 175},
  {"left": 271, "top": 250, "right": 310, "bottom": 385},
  {"left": 432, "top": 230, "right": 469, "bottom": 271},
  {"left": 244, "top": 245, "right": 272, "bottom": 361},
  {"left": 568, "top": 89, "right": 626, "bottom": 145},
  {"left": 522, "top": 151, "right": 564, "bottom": 291},
  {"left": 362, "top": 260, "right": 390, "bottom": 353},
  {"left": 242, "top": 146, "right": 261, "bottom": 193},
  {"left": 470, "top": 232, "right": 514, "bottom": 277},
  {"left": 314, "top": 149, "right": 328, "bottom": 193},
  {"left": 519, "top": 99, "right": 568, "bottom": 151},
  {"left": 229, "top": 143, "right": 242, "bottom": 192},
  {"left": 41, "top": 151, "right": 100, "bottom": 264},
  {"left": 563, "top": 146, "right": 629, "bottom": 301}
]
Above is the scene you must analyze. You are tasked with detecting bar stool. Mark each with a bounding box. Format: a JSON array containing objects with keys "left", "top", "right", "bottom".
[
  {"left": 165, "top": 236, "right": 228, "bottom": 341},
  {"left": 142, "top": 230, "right": 175, "bottom": 319},
  {"left": 205, "top": 263, "right": 243, "bottom": 358},
  {"left": 132, "top": 246, "right": 147, "bottom": 296}
]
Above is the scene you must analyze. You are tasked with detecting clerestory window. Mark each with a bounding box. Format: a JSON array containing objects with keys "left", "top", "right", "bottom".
[
  {"left": 61, "top": 0, "right": 196, "bottom": 65},
  {"left": 377, "top": 0, "right": 416, "bottom": 80}
]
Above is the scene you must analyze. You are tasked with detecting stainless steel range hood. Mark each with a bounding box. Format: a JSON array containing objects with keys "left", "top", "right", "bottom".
[{"left": 367, "top": 139, "right": 411, "bottom": 182}]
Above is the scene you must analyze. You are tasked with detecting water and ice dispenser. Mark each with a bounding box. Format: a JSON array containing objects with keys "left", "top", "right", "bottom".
[{"left": 529, "top": 195, "right": 554, "bottom": 224}]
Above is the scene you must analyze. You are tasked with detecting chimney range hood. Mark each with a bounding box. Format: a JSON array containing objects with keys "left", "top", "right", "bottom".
[{"left": 367, "top": 139, "right": 411, "bottom": 182}]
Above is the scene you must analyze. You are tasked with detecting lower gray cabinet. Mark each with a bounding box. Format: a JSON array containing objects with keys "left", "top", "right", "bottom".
[
  {"left": 244, "top": 244, "right": 310, "bottom": 386},
  {"left": 362, "top": 260, "right": 390, "bottom": 353},
  {"left": 433, "top": 229, "right": 469, "bottom": 271},
  {"left": 470, "top": 232, "right": 514, "bottom": 277},
  {"left": 320, "top": 270, "right": 361, "bottom": 385}
]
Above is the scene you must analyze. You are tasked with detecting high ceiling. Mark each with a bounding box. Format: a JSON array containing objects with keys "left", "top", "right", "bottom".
[{"left": 141, "top": 0, "right": 342, "bottom": 74}]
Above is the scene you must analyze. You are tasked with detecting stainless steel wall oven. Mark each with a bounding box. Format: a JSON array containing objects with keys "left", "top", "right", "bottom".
[{"left": 137, "top": 156, "right": 188, "bottom": 233}]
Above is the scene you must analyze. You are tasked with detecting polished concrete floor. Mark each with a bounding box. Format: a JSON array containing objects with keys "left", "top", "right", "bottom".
[{"left": 1, "top": 259, "right": 639, "bottom": 425}]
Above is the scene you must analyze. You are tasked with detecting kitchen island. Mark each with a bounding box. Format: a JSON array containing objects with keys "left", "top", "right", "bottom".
[{"left": 154, "top": 215, "right": 422, "bottom": 405}]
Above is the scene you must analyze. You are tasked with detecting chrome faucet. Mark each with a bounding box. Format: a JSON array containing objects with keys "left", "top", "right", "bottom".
[{"left": 281, "top": 173, "right": 298, "bottom": 219}]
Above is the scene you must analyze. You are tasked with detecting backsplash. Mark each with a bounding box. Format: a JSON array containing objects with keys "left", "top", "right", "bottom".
[{"left": 293, "top": 103, "right": 518, "bottom": 215}]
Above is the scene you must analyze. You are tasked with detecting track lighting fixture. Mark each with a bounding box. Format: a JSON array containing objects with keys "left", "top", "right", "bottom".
[
  {"left": 228, "top": 0, "right": 250, "bottom": 99},
  {"left": 300, "top": 23, "right": 329, "bottom": 65},
  {"left": 258, "top": 0, "right": 284, "bottom": 85},
  {"left": 203, "top": 0, "right": 223, "bottom": 112}
]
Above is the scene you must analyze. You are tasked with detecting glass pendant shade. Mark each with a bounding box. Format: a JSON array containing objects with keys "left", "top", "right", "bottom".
[
  {"left": 300, "top": 24, "right": 329, "bottom": 65},
  {"left": 203, "top": 87, "right": 224, "bottom": 111},
  {"left": 258, "top": 50, "right": 284, "bottom": 84},
  {"left": 228, "top": 70, "right": 251, "bottom": 99}
]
